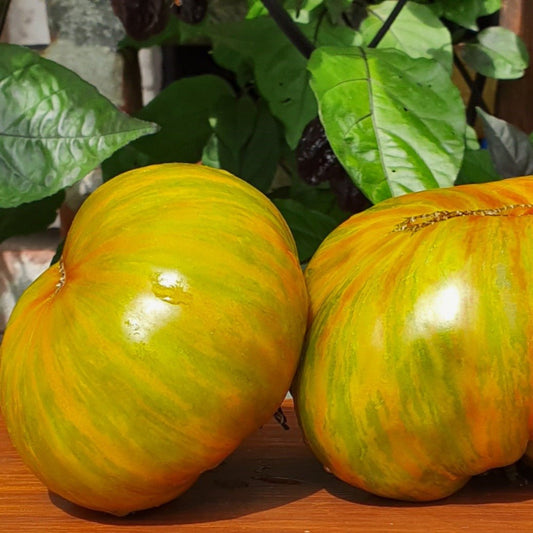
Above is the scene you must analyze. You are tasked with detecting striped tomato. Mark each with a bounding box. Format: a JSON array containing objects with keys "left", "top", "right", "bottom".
[
  {"left": 0, "top": 163, "right": 308, "bottom": 516},
  {"left": 292, "top": 176, "right": 533, "bottom": 501}
]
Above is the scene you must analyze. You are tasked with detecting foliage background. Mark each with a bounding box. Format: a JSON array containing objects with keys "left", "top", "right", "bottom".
[{"left": 1, "top": 0, "right": 532, "bottom": 262}]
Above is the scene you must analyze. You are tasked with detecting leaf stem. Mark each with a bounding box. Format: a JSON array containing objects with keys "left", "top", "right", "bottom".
[
  {"left": 260, "top": 0, "right": 316, "bottom": 59},
  {"left": 368, "top": 0, "right": 408, "bottom": 48}
]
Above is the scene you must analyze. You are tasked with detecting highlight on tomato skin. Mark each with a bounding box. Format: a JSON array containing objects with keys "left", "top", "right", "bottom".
[
  {"left": 0, "top": 163, "right": 309, "bottom": 517},
  {"left": 292, "top": 175, "right": 533, "bottom": 503}
]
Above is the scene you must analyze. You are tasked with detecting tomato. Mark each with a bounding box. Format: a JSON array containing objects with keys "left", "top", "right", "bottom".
[
  {"left": 292, "top": 176, "right": 533, "bottom": 501},
  {"left": 0, "top": 163, "right": 308, "bottom": 515}
]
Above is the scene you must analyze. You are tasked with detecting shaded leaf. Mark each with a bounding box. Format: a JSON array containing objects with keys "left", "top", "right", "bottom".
[
  {"left": 201, "top": 96, "right": 281, "bottom": 192},
  {"left": 0, "top": 44, "right": 157, "bottom": 208},
  {"left": 102, "top": 75, "right": 234, "bottom": 179},
  {"left": 0, "top": 191, "right": 64, "bottom": 243},
  {"left": 360, "top": 1, "right": 453, "bottom": 72},
  {"left": 324, "top": 0, "right": 357, "bottom": 25},
  {"left": 308, "top": 46, "right": 466, "bottom": 203},
  {"left": 211, "top": 17, "right": 314, "bottom": 148},
  {"left": 211, "top": 15, "right": 359, "bottom": 148},
  {"left": 435, "top": 0, "right": 501, "bottom": 30},
  {"left": 272, "top": 197, "right": 341, "bottom": 263},
  {"left": 455, "top": 148, "right": 500, "bottom": 185},
  {"left": 477, "top": 108, "right": 533, "bottom": 178},
  {"left": 459, "top": 27, "right": 529, "bottom": 80}
]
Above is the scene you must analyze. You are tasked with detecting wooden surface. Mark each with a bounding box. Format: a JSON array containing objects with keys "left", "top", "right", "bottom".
[{"left": 2, "top": 401, "right": 533, "bottom": 532}]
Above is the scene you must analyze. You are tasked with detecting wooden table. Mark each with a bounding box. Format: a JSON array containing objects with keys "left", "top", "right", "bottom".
[{"left": 2, "top": 401, "right": 533, "bottom": 532}]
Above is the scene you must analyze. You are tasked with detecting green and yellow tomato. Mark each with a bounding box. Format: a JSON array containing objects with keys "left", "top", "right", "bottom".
[
  {"left": 0, "top": 163, "right": 308, "bottom": 516},
  {"left": 292, "top": 176, "right": 533, "bottom": 501}
]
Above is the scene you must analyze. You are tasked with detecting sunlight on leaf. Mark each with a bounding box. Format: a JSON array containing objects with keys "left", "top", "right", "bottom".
[
  {"left": 360, "top": 1, "right": 453, "bottom": 72},
  {"left": 0, "top": 44, "right": 157, "bottom": 208},
  {"left": 308, "top": 46, "right": 466, "bottom": 203}
]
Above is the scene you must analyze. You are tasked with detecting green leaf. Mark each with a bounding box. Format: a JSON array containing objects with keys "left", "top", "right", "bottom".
[
  {"left": 459, "top": 27, "right": 529, "bottom": 80},
  {"left": 434, "top": 0, "right": 501, "bottom": 30},
  {"left": 272, "top": 197, "right": 341, "bottom": 263},
  {"left": 308, "top": 46, "right": 466, "bottom": 203},
  {"left": 477, "top": 108, "right": 533, "bottom": 178},
  {"left": 211, "top": 17, "right": 315, "bottom": 148},
  {"left": 0, "top": 44, "right": 157, "bottom": 208},
  {"left": 211, "top": 15, "right": 359, "bottom": 148},
  {"left": 324, "top": 0, "right": 355, "bottom": 24},
  {"left": 455, "top": 148, "right": 500, "bottom": 185},
  {"left": 0, "top": 191, "right": 64, "bottom": 243},
  {"left": 246, "top": 0, "right": 323, "bottom": 20},
  {"left": 102, "top": 75, "right": 235, "bottom": 179},
  {"left": 360, "top": 1, "right": 453, "bottom": 72},
  {"left": 202, "top": 96, "right": 281, "bottom": 192}
]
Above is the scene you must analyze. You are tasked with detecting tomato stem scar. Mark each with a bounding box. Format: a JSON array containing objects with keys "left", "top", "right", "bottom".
[
  {"left": 55, "top": 259, "right": 66, "bottom": 294},
  {"left": 394, "top": 203, "right": 533, "bottom": 233}
]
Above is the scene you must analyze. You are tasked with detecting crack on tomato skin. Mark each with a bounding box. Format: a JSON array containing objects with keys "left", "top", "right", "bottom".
[
  {"left": 54, "top": 259, "right": 66, "bottom": 294},
  {"left": 393, "top": 203, "right": 533, "bottom": 233}
]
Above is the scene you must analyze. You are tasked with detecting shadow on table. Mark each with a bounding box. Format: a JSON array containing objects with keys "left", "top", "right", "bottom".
[
  {"left": 323, "top": 464, "right": 533, "bottom": 508},
  {"left": 48, "top": 451, "right": 327, "bottom": 525}
]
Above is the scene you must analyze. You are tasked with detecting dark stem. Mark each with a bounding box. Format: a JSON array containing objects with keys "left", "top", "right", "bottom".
[
  {"left": 0, "top": 0, "right": 11, "bottom": 36},
  {"left": 274, "top": 406, "right": 290, "bottom": 430},
  {"left": 453, "top": 53, "right": 489, "bottom": 125},
  {"left": 368, "top": 0, "right": 409, "bottom": 48},
  {"left": 466, "top": 73, "right": 487, "bottom": 126},
  {"left": 260, "top": 0, "right": 315, "bottom": 59}
]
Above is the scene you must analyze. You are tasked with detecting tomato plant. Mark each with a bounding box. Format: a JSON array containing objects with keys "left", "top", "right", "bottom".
[
  {"left": 1, "top": 0, "right": 532, "bottom": 262},
  {"left": 0, "top": 163, "right": 308, "bottom": 515}
]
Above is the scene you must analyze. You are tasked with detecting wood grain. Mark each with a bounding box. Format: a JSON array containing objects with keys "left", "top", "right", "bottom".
[{"left": 2, "top": 401, "right": 533, "bottom": 532}]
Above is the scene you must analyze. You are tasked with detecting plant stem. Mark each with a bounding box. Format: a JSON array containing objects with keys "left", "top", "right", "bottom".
[
  {"left": 368, "top": 0, "right": 408, "bottom": 48},
  {"left": 453, "top": 53, "right": 489, "bottom": 126},
  {"left": 0, "top": 0, "right": 11, "bottom": 36},
  {"left": 260, "top": 0, "right": 316, "bottom": 59}
]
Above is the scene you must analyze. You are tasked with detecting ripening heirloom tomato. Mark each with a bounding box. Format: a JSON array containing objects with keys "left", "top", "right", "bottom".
[
  {"left": 292, "top": 176, "right": 533, "bottom": 502},
  {"left": 0, "top": 163, "right": 308, "bottom": 516}
]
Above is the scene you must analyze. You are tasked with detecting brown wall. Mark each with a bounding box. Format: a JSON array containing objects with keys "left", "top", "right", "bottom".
[{"left": 496, "top": 0, "right": 533, "bottom": 133}]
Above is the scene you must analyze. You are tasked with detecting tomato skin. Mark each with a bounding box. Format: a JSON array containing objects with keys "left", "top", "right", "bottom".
[
  {"left": 292, "top": 177, "right": 533, "bottom": 501},
  {"left": 0, "top": 163, "right": 308, "bottom": 516}
]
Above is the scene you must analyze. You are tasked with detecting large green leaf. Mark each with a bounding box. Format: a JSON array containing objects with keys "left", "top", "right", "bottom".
[
  {"left": 201, "top": 96, "right": 281, "bottom": 192},
  {"left": 102, "top": 75, "right": 235, "bottom": 179},
  {"left": 360, "top": 1, "right": 453, "bottom": 72},
  {"left": 0, "top": 44, "right": 157, "bottom": 208},
  {"left": 459, "top": 27, "right": 529, "bottom": 80},
  {"left": 308, "top": 46, "right": 466, "bottom": 203},
  {"left": 0, "top": 191, "right": 64, "bottom": 243}
]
